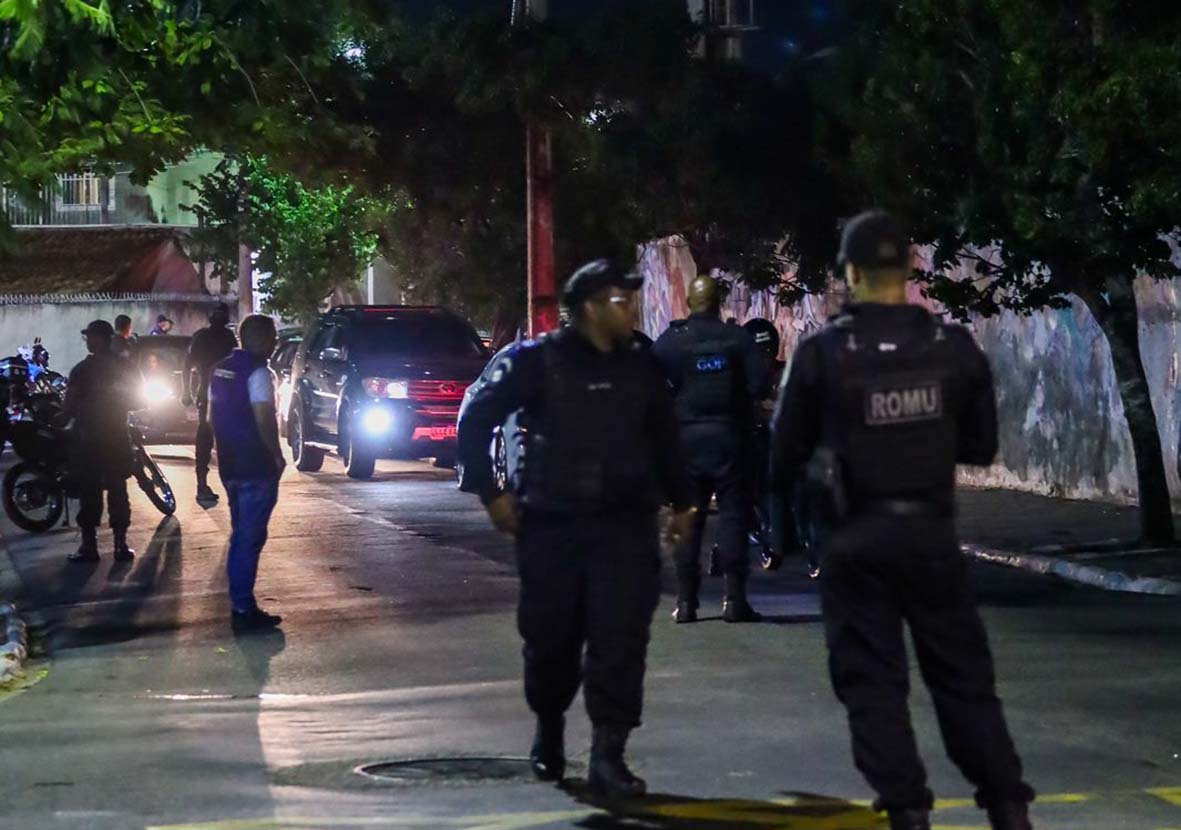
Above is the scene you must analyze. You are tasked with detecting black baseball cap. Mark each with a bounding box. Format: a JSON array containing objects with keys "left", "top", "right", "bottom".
[
  {"left": 837, "top": 210, "right": 911, "bottom": 269},
  {"left": 81, "top": 320, "right": 115, "bottom": 338},
  {"left": 561, "top": 259, "right": 643, "bottom": 309}
]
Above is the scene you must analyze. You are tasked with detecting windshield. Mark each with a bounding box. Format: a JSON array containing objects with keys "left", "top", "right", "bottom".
[
  {"left": 347, "top": 314, "right": 485, "bottom": 359},
  {"left": 137, "top": 342, "right": 188, "bottom": 374}
]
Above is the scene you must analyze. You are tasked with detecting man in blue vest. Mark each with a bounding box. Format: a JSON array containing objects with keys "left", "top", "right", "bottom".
[{"left": 209, "top": 314, "right": 285, "bottom": 632}]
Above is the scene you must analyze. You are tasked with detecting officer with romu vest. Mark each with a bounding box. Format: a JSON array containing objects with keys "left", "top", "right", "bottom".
[
  {"left": 457, "top": 259, "right": 695, "bottom": 798},
  {"left": 770, "top": 210, "right": 1034, "bottom": 830},
  {"left": 652, "top": 275, "right": 770, "bottom": 623}
]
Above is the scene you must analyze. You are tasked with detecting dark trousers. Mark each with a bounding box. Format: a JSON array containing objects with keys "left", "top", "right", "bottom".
[
  {"left": 820, "top": 515, "right": 1033, "bottom": 810},
  {"left": 674, "top": 466, "right": 751, "bottom": 588},
  {"left": 76, "top": 467, "right": 131, "bottom": 533},
  {"left": 225, "top": 478, "right": 280, "bottom": 612},
  {"left": 195, "top": 396, "right": 213, "bottom": 479},
  {"left": 516, "top": 511, "right": 661, "bottom": 729}
]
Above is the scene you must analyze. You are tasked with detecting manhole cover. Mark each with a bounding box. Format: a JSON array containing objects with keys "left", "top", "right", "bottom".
[{"left": 356, "top": 757, "right": 536, "bottom": 783}]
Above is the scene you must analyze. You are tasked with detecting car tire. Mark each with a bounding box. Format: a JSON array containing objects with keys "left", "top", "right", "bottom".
[
  {"left": 340, "top": 417, "right": 376, "bottom": 480},
  {"left": 289, "top": 404, "right": 325, "bottom": 473}
]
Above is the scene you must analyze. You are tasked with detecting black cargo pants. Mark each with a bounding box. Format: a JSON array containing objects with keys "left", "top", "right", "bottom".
[
  {"left": 516, "top": 510, "right": 661, "bottom": 729},
  {"left": 673, "top": 423, "right": 751, "bottom": 594},
  {"left": 195, "top": 393, "right": 213, "bottom": 479},
  {"left": 76, "top": 464, "right": 131, "bottom": 532},
  {"left": 820, "top": 514, "right": 1033, "bottom": 811}
]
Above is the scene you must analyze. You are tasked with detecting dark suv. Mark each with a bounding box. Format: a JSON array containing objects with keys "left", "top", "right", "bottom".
[{"left": 287, "top": 306, "right": 488, "bottom": 479}]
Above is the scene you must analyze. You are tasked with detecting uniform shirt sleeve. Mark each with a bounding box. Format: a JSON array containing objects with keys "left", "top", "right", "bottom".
[
  {"left": 738, "top": 327, "right": 771, "bottom": 401},
  {"left": 952, "top": 328, "right": 999, "bottom": 466},
  {"left": 456, "top": 344, "right": 543, "bottom": 503},
  {"left": 650, "top": 329, "right": 682, "bottom": 391},
  {"left": 645, "top": 360, "right": 693, "bottom": 511},
  {"left": 769, "top": 335, "right": 824, "bottom": 489},
  {"left": 248, "top": 366, "right": 277, "bottom": 407}
]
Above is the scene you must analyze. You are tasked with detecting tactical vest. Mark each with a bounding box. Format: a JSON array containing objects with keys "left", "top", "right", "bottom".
[
  {"left": 209, "top": 350, "right": 277, "bottom": 481},
  {"left": 821, "top": 312, "right": 959, "bottom": 504},
  {"left": 523, "top": 339, "right": 660, "bottom": 513},
  {"left": 676, "top": 324, "right": 744, "bottom": 424}
]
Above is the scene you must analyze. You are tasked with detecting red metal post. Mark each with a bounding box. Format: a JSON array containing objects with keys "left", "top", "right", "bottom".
[{"left": 526, "top": 121, "right": 559, "bottom": 336}]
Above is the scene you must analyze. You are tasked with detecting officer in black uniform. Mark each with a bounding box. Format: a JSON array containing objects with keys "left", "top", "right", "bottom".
[
  {"left": 770, "top": 211, "right": 1034, "bottom": 830},
  {"left": 64, "top": 320, "right": 141, "bottom": 563},
  {"left": 652, "top": 275, "right": 769, "bottom": 623},
  {"left": 184, "top": 303, "right": 238, "bottom": 503},
  {"left": 457, "top": 259, "right": 695, "bottom": 799}
]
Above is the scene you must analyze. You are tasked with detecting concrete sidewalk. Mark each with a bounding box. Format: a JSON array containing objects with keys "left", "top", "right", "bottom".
[{"left": 958, "top": 487, "right": 1181, "bottom": 594}]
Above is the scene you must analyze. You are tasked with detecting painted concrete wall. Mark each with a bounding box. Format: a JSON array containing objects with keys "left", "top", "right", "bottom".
[
  {"left": 636, "top": 237, "right": 1181, "bottom": 505},
  {"left": 0, "top": 298, "right": 228, "bottom": 374}
]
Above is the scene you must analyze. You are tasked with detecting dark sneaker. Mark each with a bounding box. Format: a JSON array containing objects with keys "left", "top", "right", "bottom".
[
  {"left": 68, "top": 545, "right": 100, "bottom": 563},
  {"left": 986, "top": 801, "right": 1033, "bottom": 830},
  {"left": 671, "top": 600, "right": 698, "bottom": 624},
  {"left": 722, "top": 598, "right": 763, "bottom": 623},
  {"left": 529, "top": 715, "right": 565, "bottom": 782},
  {"left": 113, "top": 540, "right": 135, "bottom": 562},
  {"left": 197, "top": 484, "right": 220, "bottom": 503},
  {"left": 888, "top": 808, "right": 931, "bottom": 830},
  {"left": 231, "top": 608, "right": 283, "bottom": 632}
]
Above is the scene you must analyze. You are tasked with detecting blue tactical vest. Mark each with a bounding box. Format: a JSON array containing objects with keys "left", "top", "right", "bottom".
[{"left": 209, "top": 349, "right": 276, "bottom": 481}]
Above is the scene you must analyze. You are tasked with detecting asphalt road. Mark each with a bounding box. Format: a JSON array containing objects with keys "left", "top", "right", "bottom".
[{"left": 1, "top": 450, "right": 1180, "bottom": 830}]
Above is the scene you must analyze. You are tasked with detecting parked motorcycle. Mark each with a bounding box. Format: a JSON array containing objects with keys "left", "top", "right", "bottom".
[{"left": 2, "top": 392, "right": 176, "bottom": 533}]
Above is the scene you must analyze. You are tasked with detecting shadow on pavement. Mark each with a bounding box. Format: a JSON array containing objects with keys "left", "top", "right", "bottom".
[
  {"left": 567, "top": 787, "right": 881, "bottom": 829},
  {"left": 50, "top": 515, "right": 184, "bottom": 649}
]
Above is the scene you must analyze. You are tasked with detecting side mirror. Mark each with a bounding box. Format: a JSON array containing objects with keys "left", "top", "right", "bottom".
[{"left": 320, "top": 346, "right": 345, "bottom": 362}]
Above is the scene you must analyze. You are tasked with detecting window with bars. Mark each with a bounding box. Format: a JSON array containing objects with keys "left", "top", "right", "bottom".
[
  {"left": 55, "top": 173, "right": 115, "bottom": 210},
  {"left": 708, "top": 0, "right": 756, "bottom": 29}
]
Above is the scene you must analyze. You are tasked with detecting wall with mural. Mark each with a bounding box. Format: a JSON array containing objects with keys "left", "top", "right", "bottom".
[{"left": 636, "top": 237, "right": 1181, "bottom": 505}]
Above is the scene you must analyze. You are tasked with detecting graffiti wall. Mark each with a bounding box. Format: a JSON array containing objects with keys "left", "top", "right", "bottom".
[{"left": 637, "top": 237, "right": 1181, "bottom": 504}]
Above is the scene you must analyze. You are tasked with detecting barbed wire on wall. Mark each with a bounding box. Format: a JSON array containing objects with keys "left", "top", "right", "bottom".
[{"left": 0, "top": 292, "right": 228, "bottom": 306}]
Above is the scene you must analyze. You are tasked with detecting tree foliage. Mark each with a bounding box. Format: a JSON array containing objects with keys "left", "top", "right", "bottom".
[{"left": 186, "top": 157, "right": 389, "bottom": 323}]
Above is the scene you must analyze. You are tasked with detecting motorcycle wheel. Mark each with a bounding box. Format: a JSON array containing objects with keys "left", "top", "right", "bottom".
[
  {"left": 3, "top": 461, "right": 65, "bottom": 533},
  {"left": 133, "top": 446, "right": 177, "bottom": 516}
]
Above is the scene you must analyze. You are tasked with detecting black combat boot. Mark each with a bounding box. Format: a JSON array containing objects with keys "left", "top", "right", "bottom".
[
  {"left": 986, "top": 801, "right": 1033, "bottom": 830},
  {"left": 113, "top": 531, "right": 135, "bottom": 563},
  {"left": 721, "top": 573, "right": 763, "bottom": 623},
  {"left": 529, "top": 713, "right": 565, "bottom": 782},
  {"left": 672, "top": 567, "right": 699, "bottom": 623},
  {"left": 888, "top": 807, "right": 931, "bottom": 830},
  {"left": 196, "top": 474, "right": 219, "bottom": 503},
  {"left": 69, "top": 527, "right": 100, "bottom": 562},
  {"left": 587, "top": 726, "right": 646, "bottom": 799}
]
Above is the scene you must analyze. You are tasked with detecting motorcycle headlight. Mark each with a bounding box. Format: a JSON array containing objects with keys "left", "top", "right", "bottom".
[
  {"left": 362, "top": 377, "right": 409, "bottom": 399},
  {"left": 143, "top": 377, "right": 175, "bottom": 406}
]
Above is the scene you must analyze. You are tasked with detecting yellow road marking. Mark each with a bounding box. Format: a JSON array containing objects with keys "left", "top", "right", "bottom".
[{"left": 1151, "top": 788, "right": 1181, "bottom": 807}]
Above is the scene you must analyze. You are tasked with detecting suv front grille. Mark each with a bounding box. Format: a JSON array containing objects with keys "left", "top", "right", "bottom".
[{"left": 408, "top": 380, "right": 469, "bottom": 402}]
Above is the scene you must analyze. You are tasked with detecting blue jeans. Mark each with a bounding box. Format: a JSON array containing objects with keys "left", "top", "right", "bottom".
[{"left": 225, "top": 478, "right": 280, "bottom": 613}]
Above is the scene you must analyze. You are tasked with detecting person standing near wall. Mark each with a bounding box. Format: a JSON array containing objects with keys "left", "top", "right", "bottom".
[
  {"left": 209, "top": 314, "right": 285, "bottom": 633},
  {"left": 111, "top": 315, "right": 135, "bottom": 360},
  {"left": 183, "top": 303, "right": 237, "bottom": 503}
]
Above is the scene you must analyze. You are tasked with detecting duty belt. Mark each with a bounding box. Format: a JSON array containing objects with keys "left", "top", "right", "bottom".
[{"left": 857, "top": 499, "right": 954, "bottom": 519}]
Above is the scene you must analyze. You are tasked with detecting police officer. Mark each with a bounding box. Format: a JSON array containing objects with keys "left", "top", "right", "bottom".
[
  {"left": 184, "top": 303, "right": 238, "bottom": 503},
  {"left": 64, "top": 321, "right": 141, "bottom": 563},
  {"left": 770, "top": 211, "right": 1034, "bottom": 830},
  {"left": 457, "top": 259, "right": 695, "bottom": 798},
  {"left": 652, "top": 275, "right": 769, "bottom": 623},
  {"left": 111, "top": 314, "right": 135, "bottom": 359}
]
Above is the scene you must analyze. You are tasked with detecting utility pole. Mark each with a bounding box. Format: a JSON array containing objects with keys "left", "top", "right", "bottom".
[{"left": 512, "top": 0, "right": 558, "bottom": 336}]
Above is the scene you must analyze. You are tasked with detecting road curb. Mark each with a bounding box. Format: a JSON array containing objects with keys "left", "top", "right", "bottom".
[
  {"left": 0, "top": 601, "right": 28, "bottom": 684},
  {"left": 962, "top": 543, "right": 1181, "bottom": 596}
]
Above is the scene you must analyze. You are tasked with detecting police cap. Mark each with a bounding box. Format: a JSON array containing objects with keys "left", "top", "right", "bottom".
[
  {"left": 837, "top": 210, "right": 910, "bottom": 269},
  {"left": 81, "top": 320, "right": 115, "bottom": 338},
  {"left": 562, "top": 259, "right": 643, "bottom": 310}
]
